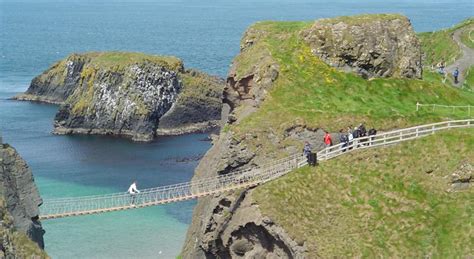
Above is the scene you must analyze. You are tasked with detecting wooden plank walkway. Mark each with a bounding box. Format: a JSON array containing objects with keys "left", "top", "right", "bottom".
[{"left": 39, "top": 119, "right": 473, "bottom": 220}]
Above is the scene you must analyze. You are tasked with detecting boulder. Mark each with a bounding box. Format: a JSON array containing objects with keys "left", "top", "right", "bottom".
[{"left": 302, "top": 14, "right": 422, "bottom": 79}]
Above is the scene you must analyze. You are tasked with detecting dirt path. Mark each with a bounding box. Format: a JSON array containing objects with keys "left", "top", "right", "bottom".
[{"left": 446, "top": 27, "right": 474, "bottom": 86}]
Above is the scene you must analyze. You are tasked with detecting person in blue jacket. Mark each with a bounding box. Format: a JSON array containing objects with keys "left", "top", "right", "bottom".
[{"left": 453, "top": 67, "right": 459, "bottom": 84}]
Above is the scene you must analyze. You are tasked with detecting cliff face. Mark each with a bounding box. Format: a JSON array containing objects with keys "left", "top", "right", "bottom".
[
  {"left": 301, "top": 14, "right": 422, "bottom": 79},
  {"left": 182, "top": 15, "right": 455, "bottom": 258},
  {"left": 0, "top": 140, "right": 47, "bottom": 258},
  {"left": 157, "top": 69, "right": 224, "bottom": 136},
  {"left": 15, "top": 52, "right": 224, "bottom": 141},
  {"left": 182, "top": 21, "right": 305, "bottom": 258}
]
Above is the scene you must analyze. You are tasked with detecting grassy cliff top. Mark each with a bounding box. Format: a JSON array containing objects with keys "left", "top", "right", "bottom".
[
  {"left": 228, "top": 20, "right": 474, "bottom": 156},
  {"left": 314, "top": 13, "right": 406, "bottom": 25},
  {"left": 223, "top": 17, "right": 474, "bottom": 257},
  {"left": 69, "top": 52, "right": 184, "bottom": 71},
  {"left": 254, "top": 128, "right": 473, "bottom": 257},
  {"left": 418, "top": 18, "right": 474, "bottom": 65}
]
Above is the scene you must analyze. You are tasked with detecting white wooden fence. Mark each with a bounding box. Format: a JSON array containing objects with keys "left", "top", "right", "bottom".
[
  {"left": 416, "top": 102, "right": 473, "bottom": 116},
  {"left": 39, "top": 119, "right": 473, "bottom": 220}
]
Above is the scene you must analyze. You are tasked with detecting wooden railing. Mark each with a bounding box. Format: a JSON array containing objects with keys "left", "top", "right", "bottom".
[
  {"left": 416, "top": 102, "right": 473, "bottom": 116},
  {"left": 39, "top": 119, "right": 473, "bottom": 220}
]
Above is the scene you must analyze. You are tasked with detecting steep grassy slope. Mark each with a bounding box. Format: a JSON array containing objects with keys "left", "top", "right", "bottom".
[
  {"left": 460, "top": 25, "right": 474, "bottom": 49},
  {"left": 254, "top": 128, "right": 474, "bottom": 257},
  {"left": 418, "top": 18, "right": 473, "bottom": 66},
  {"left": 228, "top": 21, "right": 474, "bottom": 154},
  {"left": 464, "top": 66, "right": 474, "bottom": 90},
  {"left": 224, "top": 18, "right": 474, "bottom": 257},
  {"left": 183, "top": 16, "right": 474, "bottom": 258}
]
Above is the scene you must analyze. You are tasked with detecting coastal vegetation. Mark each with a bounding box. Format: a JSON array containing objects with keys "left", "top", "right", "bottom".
[
  {"left": 16, "top": 52, "right": 224, "bottom": 141},
  {"left": 228, "top": 20, "right": 474, "bottom": 155},
  {"left": 183, "top": 15, "right": 474, "bottom": 257},
  {"left": 254, "top": 128, "right": 473, "bottom": 257},
  {"left": 418, "top": 18, "right": 473, "bottom": 66}
]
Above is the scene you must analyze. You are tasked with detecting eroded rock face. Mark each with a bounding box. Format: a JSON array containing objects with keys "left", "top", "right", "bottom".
[
  {"left": 182, "top": 133, "right": 305, "bottom": 258},
  {"left": 14, "top": 52, "right": 224, "bottom": 141},
  {"left": 0, "top": 142, "right": 46, "bottom": 253},
  {"left": 54, "top": 62, "right": 182, "bottom": 141},
  {"left": 224, "top": 27, "right": 280, "bottom": 122},
  {"left": 157, "top": 69, "right": 224, "bottom": 136},
  {"left": 302, "top": 14, "right": 422, "bottom": 79}
]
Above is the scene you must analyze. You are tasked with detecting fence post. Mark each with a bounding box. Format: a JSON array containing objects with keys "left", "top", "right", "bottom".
[
  {"left": 415, "top": 128, "right": 419, "bottom": 137},
  {"left": 432, "top": 104, "right": 435, "bottom": 112},
  {"left": 469, "top": 106, "right": 471, "bottom": 116},
  {"left": 416, "top": 102, "right": 419, "bottom": 111}
]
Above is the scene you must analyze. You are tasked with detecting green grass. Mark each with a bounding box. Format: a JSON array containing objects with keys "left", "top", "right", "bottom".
[
  {"left": 419, "top": 30, "right": 460, "bottom": 66},
  {"left": 253, "top": 128, "right": 474, "bottom": 257},
  {"left": 315, "top": 13, "right": 405, "bottom": 26},
  {"left": 228, "top": 21, "right": 474, "bottom": 155},
  {"left": 79, "top": 52, "right": 184, "bottom": 71},
  {"left": 463, "top": 66, "right": 474, "bottom": 91},
  {"left": 419, "top": 18, "right": 474, "bottom": 66},
  {"left": 459, "top": 24, "right": 474, "bottom": 49},
  {"left": 180, "top": 70, "right": 222, "bottom": 102},
  {"left": 223, "top": 16, "right": 474, "bottom": 258}
]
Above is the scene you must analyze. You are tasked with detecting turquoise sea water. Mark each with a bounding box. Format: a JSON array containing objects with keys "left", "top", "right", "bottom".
[{"left": 1, "top": 0, "right": 473, "bottom": 258}]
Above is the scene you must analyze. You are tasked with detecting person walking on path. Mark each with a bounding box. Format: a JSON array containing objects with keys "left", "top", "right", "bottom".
[
  {"left": 347, "top": 127, "right": 354, "bottom": 150},
  {"left": 128, "top": 180, "right": 140, "bottom": 205},
  {"left": 339, "top": 129, "right": 348, "bottom": 152},
  {"left": 324, "top": 131, "right": 332, "bottom": 147},
  {"left": 453, "top": 67, "right": 460, "bottom": 84},
  {"left": 303, "top": 141, "right": 312, "bottom": 163}
]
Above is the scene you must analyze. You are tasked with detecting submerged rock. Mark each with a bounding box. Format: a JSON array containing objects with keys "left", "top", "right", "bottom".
[
  {"left": 0, "top": 140, "right": 47, "bottom": 258},
  {"left": 14, "top": 52, "right": 224, "bottom": 141},
  {"left": 302, "top": 14, "right": 422, "bottom": 79}
]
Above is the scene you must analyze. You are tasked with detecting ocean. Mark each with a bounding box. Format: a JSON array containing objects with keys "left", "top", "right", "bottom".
[{"left": 0, "top": 0, "right": 472, "bottom": 258}]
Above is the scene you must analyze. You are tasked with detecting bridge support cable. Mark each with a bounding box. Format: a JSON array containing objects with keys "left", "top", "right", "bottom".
[{"left": 39, "top": 119, "right": 473, "bottom": 220}]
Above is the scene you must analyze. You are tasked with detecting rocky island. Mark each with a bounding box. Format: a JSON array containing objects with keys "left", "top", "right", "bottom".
[
  {"left": 0, "top": 138, "right": 47, "bottom": 258},
  {"left": 14, "top": 52, "right": 224, "bottom": 141},
  {"left": 182, "top": 14, "right": 474, "bottom": 258}
]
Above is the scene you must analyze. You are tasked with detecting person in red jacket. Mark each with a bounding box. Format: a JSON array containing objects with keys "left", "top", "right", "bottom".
[{"left": 324, "top": 131, "right": 332, "bottom": 147}]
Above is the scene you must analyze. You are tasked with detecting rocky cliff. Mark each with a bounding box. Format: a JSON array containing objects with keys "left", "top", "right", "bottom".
[
  {"left": 14, "top": 52, "right": 224, "bottom": 141},
  {"left": 301, "top": 14, "right": 422, "bottom": 79},
  {"left": 0, "top": 139, "right": 47, "bottom": 258},
  {"left": 182, "top": 15, "right": 473, "bottom": 258}
]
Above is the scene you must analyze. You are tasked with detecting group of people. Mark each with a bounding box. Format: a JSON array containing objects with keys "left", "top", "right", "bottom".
[
  {"left": 338, "top": 123, "right": 377, "bottom": 151},
  {"left": 435, "top": 61, "right": 460, "bottom": 84},
  {"left": 303, "top": 123, "right": 377, "bottom": 163}
]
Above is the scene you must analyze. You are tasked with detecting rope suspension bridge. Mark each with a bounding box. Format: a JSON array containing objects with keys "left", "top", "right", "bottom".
[{"left": 39, "top": 119, "right": 473, "bottom": 220}]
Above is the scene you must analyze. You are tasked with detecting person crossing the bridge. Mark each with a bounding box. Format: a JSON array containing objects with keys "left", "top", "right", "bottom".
[{"left": 128, "top": 180, "right": 140, "bottom": 205}]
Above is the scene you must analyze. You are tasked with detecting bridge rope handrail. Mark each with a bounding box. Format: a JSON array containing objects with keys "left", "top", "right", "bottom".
[
  {"left": 42, "top": 152, "right": 300, "bottom": 203},
  {"left": 39, "top": 119, "right": 473, "bottom": 219}
]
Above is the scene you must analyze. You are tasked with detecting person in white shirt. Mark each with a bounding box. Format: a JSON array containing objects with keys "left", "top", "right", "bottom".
[{"left": 128, "top": 180, "right": 140, "bottom": 205}]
